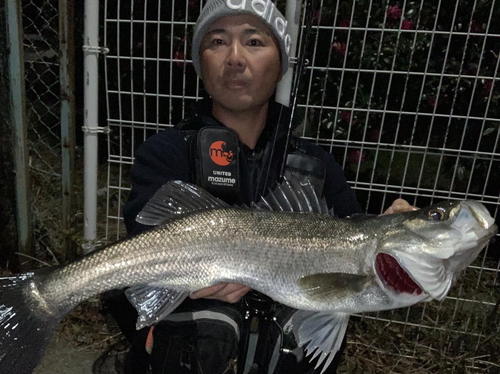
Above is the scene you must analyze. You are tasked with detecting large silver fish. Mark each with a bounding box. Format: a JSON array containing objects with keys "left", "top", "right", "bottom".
[{"left": 0, "top": 179, "right": 497, "bottom": 373}]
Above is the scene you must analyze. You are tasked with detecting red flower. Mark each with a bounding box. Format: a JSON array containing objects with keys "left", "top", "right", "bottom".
[
  {"left": 369, "top": 129, "right": 385, "bottom": 142},
  {"left": 332, "top": 42, "right": 347, "bottom": 56},
  {"left": 188, "top": 0, "right": 196, "bottom": 9},
  {"left": 347, "top": 149, "right": 366, "bottom": 164},
  {"left": 341, "top": 110, "right": 352, "bottom": 123},
  {"left": 339, "top": 19, "right": 350, "bottom": 29},
  {"left": 174, "top": 51, "right": 185, "bottom": 67},
  {"left": 401, "top": 19, "right": 414, "bottom": 30},
  {"left": 426, "top": 97, "right": 437, "bottom": 107},
  {"left": 387, "top": 5, "right": 402, "bottom": 20},
  {"left": 470, "top": 20, "right": 484, "bottom": 33}
]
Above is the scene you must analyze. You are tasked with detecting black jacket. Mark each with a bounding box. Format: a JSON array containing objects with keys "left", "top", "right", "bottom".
[{"left": 118, "top": 99, "right": 362, "bottom": 374}]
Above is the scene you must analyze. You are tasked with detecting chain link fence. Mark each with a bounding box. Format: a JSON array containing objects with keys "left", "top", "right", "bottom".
[
  {"left": 23, "top": 0, "right": 61, "bottom": 171},
  {"left": 22, "top": 0, "right": 66, "bottom": 264}
]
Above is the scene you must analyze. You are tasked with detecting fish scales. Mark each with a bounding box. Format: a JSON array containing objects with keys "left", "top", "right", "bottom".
[{"left": 38, "top": 208, "right": 375, "bottom": 316}]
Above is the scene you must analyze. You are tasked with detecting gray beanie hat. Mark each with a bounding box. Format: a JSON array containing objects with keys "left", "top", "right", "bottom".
[{"left": 191, "top": 0, "right": 291, "bottom": 77}]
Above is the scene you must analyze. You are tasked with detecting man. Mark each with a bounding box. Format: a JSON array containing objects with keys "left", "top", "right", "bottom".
[{"left": 119, "top": 0, "right": 416, "bottom": 373}]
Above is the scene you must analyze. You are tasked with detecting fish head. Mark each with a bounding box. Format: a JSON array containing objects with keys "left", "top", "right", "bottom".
[{"left": 373, "top": 200, "right": 497, "bottom": 303}]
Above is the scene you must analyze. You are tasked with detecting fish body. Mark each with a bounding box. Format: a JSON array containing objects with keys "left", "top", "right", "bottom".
[
  {"left": 0, "top": 180, "right": 497, "bottom": 373},
  {"left": 38, "top": 210, "right": 402, "bottom": 312}
]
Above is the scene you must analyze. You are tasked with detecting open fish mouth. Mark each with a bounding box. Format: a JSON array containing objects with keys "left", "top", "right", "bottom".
[
  {"left": 375, "top": 251, "right": 452, "bottom": 300},
  {"left": 448, "top": 201, "right": 496, "bottom": 251},
  {"left": 461, "top": 200, "right": 496, "bottom": 230},
  {"left": 375, "top": 253, "right": 423, "bottom": 296}
]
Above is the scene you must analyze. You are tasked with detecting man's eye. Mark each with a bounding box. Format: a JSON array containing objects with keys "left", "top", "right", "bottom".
[
  {"left": 211, "top": 38, "right": 224, "bottom": 45},
  {"left": 248, "top": 39, "right": 262, "bottom": 46}
]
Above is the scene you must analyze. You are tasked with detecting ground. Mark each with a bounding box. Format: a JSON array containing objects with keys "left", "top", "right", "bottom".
[
  {"left": 28, "top": 298, "right": 500, "bottom": 373},
  {"left": 34, "top": 334, "right": 104, "bottom": 374},
  {"left": 33, "top": 299, "right": 127, "bottom": 374}
]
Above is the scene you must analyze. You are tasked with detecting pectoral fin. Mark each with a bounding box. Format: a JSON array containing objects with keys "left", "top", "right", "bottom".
[
  {"left": 125, "top": 285, "right": 189, "bottom": 329},
  {"left": 292, "top": 311, "right": 350, "bottom": 373},
  {"left": 298, "top": 273, "right": 368, "bottom": 301}
]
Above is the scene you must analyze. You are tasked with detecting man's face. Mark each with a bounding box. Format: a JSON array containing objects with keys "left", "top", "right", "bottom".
[{"left": 200, "top": 15, "right": 282, "bottom": 113}]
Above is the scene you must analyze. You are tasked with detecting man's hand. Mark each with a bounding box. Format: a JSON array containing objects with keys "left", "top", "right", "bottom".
[
  {"left": 190, "top": 283, "right": 251, "bottom": 303},
  {"left": 382, "top": 198, "right": 418, "bottom": 215}
]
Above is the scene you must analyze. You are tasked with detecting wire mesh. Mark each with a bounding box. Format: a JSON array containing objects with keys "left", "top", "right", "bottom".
[
  {"left": 104, "top": 0, "right": 201, "bottom": 239},
  {"left": 21, "top": 0, "right": 65, "bottom": 261},
  {"left": 103, "top": 0, "right": 500, "bottom": 371}
]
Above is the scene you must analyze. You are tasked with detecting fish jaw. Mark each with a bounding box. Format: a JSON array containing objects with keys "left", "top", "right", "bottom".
[
  {"left": 463, "top": 200, "right": 496, "bottom": 230},
  {"left": 447, "top": 201, "right": 497, "bottom": 268},
  {"left": 375, "top": 201, "right": 497, "bottom": 301},
  {"left": 445, "top": 201, "right": 497, "bottom": 258},
  {"left": 402, "top": 200, "right": 497, "bottom": 260}
]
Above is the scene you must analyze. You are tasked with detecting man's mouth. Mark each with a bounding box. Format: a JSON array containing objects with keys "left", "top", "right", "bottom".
[
  {"left": 375, "top": 253, "right": 423, "bottom": 295},
  {"left": 226, "top": 80, "right": 248, "bottom": 88}
]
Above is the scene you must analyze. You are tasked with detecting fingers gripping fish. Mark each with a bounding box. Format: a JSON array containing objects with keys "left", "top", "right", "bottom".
[{"left": 0, "top": 178, "right": 497, "bottom": 373}]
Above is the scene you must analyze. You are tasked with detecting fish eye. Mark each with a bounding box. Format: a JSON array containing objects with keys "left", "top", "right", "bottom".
[{"left": 428, "top": 209, "right": 444, "bottom": 221}]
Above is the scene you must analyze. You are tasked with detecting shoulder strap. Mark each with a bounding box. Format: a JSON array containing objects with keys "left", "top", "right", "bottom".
[{"left": 176, "top": 116, "right": 208, "bottom": 185}]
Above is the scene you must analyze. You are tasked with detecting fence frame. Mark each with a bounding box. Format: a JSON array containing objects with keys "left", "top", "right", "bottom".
[
  {"left": 6, "top": 0, "right": 32, "bottom": 268},
  {"left": 83, "top": 0, "right": 104, "bottom": 254},
  {"left": 59, "top": 0, "right": 77, "bottom": 261}
]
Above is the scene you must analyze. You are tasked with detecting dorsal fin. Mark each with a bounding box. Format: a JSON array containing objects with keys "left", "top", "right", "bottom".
[
  {"left": 253, "top": 176, "right": 330, "bottom": 214},
  {"left": 137, "top": 175, "right": 330, "bottom": 226},
  {"left": 136, "top": 180, "right": 229, "bottom": 226}
]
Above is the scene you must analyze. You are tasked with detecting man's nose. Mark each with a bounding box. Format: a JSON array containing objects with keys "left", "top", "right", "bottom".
[{"left": 226, "top": 42, "right": 246, "bottom": 72}]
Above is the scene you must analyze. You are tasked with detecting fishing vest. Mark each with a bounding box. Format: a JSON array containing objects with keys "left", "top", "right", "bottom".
[{"left": 171, "top": 118, "right": 332, "bottom": 374}]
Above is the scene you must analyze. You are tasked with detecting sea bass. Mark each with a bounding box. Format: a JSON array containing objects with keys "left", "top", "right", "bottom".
[{"left": 0, "top": 179, "right": 497, "bottom": 373}]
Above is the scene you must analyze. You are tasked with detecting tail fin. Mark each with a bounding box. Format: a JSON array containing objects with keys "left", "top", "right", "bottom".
[{"left": 0, "top": 272, "right": 62, "bottom": 374}]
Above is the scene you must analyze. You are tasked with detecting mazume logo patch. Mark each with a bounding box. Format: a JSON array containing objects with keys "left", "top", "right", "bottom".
[{"left": 209, "top": 140, "right": 235, "bottom": 166}]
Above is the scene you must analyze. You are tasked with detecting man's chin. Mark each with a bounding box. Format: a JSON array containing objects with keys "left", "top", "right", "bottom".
[
  {"left": 219, "top": 99, "right": 257, "bottom": 113},
  {"left": 212, "top": 93, "right": 272, "bottom": 114}
]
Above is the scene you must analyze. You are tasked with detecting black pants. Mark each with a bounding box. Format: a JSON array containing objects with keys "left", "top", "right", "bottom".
[{"left": 104, "top": 293, "right": 346, "bottom": 374}]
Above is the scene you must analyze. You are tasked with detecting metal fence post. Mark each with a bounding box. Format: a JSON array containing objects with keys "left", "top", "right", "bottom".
[
  {"left": 83, "top": 0, "right": 102, "bottom": 254},
  {"left": 59, "top": 0, "right": 76, "bottom": 261},
  {"left": 6, "top": 0, "right": 32, "bottom": 269},
  {"left": 275, "top": 0, "right": 303, "bottom": 107}
]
